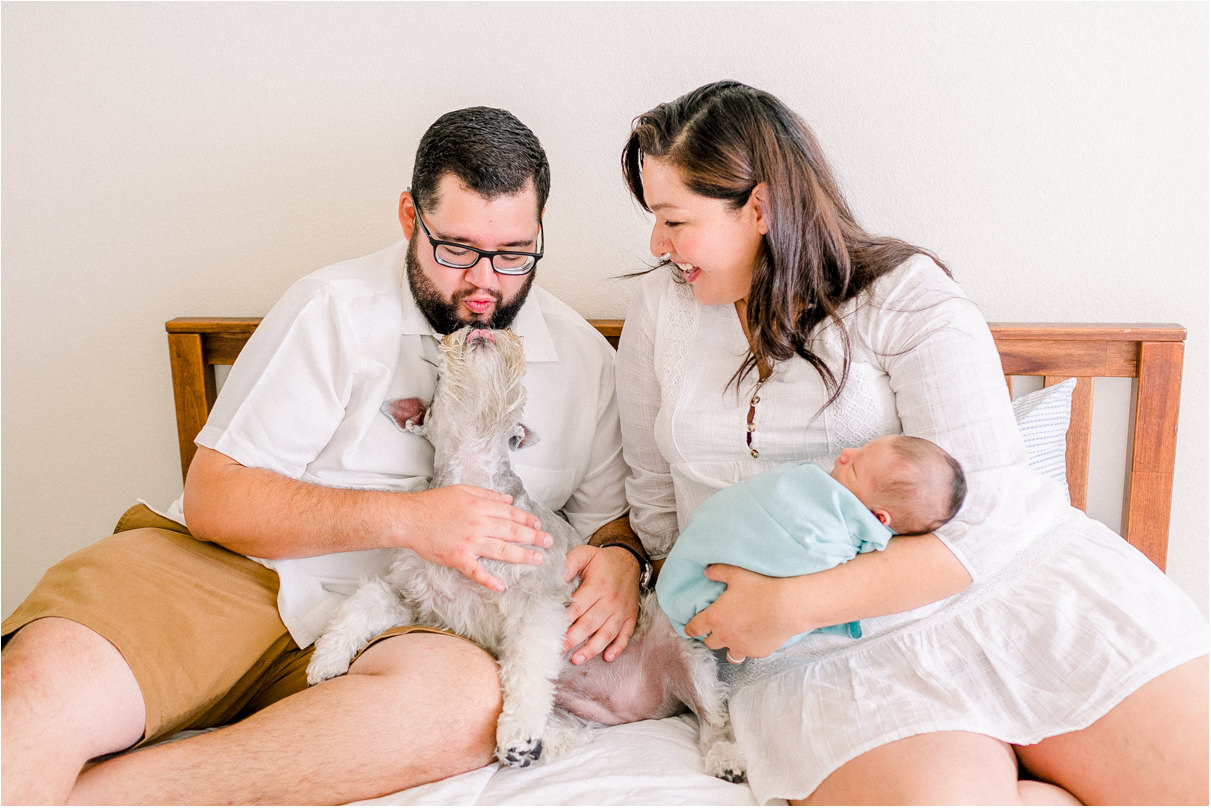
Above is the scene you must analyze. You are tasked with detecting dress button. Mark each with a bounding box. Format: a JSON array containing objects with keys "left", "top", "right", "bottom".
[
  {"left": 751, "top": 395, "right": 761, "bottom": 405},
  {"left": 750, "top": 448, "right": 760, "bottom": 458}
]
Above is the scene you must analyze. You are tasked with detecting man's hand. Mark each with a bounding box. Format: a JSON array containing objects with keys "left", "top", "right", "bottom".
[
  {"left": 561, "top": 544, "right": 641, "bottom": 665},
  {"left": 401, "top": 485, "right": 552, "bottom": 593},
  {"left": 184, "top": 447, "right": 550, "bottom": 593}
]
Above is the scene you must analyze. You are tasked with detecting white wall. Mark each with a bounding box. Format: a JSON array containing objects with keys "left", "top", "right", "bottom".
[{"left": 3, "top": 2, "right": 1206, "bottom": 617}]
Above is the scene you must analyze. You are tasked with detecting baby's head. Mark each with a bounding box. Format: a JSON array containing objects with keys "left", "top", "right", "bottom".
[{"left": 830, "top": 435, "right": 966, "bottom": 535}]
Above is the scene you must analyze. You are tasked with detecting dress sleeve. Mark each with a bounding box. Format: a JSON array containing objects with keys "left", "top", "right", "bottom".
[
  {"left": 858, "top": 257, "right": 1067, "bottom": 582},
  {"left": 557, "top": 328, "right": 632, "bottom": 541},
  {"left": 616, "top": 272, "right": 680, "bottom": 558}
]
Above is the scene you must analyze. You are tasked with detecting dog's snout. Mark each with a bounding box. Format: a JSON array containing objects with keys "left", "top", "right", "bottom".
[{"left": 468, "top": 328, "right": 495, "bottom": 344}]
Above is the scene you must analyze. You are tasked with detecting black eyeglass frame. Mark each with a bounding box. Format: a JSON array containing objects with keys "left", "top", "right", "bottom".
[{"left": 412, "top": 200, "right": 544, "bottom": 276}]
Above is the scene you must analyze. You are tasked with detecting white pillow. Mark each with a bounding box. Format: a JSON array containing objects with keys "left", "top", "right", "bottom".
[{"left": 1012, "top": 377, "right": 1077, "bottom": 498}]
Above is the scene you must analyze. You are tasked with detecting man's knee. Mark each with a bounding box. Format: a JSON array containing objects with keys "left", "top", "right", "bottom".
[
  {"left": 347, "top": 631, "right": 502, "bottom": 752},
  {"left": 3, "top": 617, "right": 146, "bottom": 752}
]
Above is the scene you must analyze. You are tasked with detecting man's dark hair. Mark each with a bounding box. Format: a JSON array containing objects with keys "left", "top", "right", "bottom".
[{"left": 411, "top": 107, "right": 550, "bottom": 216}]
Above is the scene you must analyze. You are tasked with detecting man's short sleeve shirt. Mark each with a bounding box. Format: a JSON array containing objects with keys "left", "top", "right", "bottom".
[{"left": 165, "top": 241, "right": 628, "bottom": 646}]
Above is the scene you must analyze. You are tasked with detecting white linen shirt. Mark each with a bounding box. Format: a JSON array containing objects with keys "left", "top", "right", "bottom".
[{"left": 164, "top": 241, "right": 629, "bottom": 647}]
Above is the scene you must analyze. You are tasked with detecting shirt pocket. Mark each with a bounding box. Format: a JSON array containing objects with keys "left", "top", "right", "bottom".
[{"left": 514, "top": 463, "right": 578, "bottom": 513}]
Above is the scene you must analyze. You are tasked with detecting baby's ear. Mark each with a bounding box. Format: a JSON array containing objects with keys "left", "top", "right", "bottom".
[
  {"left": 509, "top": 423, "right": 540, "bottom": 450},
  {"left": 382, "top": 397, "right": 428, "bottom": 436},
  {"left": 871, "top": 508, "right": 892, "bottom": 527}
]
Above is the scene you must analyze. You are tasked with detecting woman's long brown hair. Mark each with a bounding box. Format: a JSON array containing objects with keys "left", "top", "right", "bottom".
[{"left": 622, "top": 80, "right": 950, "bottom": 405}]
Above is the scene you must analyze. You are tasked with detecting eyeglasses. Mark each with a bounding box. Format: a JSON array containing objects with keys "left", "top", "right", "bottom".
[{"left": 412, "top": 202, "right": 544, "bottom": 276}]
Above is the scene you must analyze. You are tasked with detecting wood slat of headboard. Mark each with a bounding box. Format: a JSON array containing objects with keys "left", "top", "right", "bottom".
[
  {"left": 1058, "top": 375, "right": 1094, "bottom": 512},
  {"left": 1124, "top": 340, "right": 1185, "bottom": 568},
  {"left": 165, "top": 317, "right": 1185, "bottom": 568}
]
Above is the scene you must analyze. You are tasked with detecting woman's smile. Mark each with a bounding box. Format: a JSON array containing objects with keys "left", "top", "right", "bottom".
[{"left": 674, "top": 262, "right": 702, "bottom": 283}]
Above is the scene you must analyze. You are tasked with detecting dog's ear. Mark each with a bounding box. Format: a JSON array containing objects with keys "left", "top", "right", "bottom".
[
  {"left": 509, "top": 423, "right": 540, "bottom": 450},
  {"left": 381, "top": 397, "right": 429, "bottom": 436}
]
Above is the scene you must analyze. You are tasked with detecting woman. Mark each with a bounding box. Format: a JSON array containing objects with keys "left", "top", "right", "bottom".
[{"left": 615, "top": 80, "right": 1208, "bottom": 805}]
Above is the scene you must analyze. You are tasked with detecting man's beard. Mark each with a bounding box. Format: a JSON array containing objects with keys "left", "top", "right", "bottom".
[{"left": 405, "top": 235, "right": 535, "bottom": 334}]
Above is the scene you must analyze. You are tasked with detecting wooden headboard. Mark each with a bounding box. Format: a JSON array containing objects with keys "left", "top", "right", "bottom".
[{"left": 166, "top": 318, "right": 1185, "bottom": 570}]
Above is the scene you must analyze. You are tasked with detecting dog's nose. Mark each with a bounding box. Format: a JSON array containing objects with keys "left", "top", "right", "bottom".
[{"left": 468, "top": 329, "right": 495, "bottom": 344}]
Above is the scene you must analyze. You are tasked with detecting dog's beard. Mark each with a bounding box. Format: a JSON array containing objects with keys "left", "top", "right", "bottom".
[{"left": 406, "top": 235, "right": 534, "bottom": 335}]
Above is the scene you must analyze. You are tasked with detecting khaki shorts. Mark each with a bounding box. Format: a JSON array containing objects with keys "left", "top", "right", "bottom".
[{"left": 2, "top": 504, "right": 461, "bottom": 747}]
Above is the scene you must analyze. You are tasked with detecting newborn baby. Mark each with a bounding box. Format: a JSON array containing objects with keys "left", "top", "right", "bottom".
[{"left": 657, "top": 434, "right": 966, "bottom": 649}]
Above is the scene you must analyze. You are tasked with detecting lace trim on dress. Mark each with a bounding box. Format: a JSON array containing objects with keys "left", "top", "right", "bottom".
[
  {"left": 802, "top": 301, "right": 891, "bottom": 455},
  {"left": 826, "top": 361, "right": 889, "bottom": 454},
  {"left": 661, "top": 279, "right": 699, "bottom": 407}
]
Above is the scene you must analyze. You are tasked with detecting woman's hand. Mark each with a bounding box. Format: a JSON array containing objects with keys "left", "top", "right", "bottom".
[
  {"left": 561, "top": 544, "right": 641, "bottom": 665},
  {"left": 684, "top": 564, "right": 803, "bottom": 661}
]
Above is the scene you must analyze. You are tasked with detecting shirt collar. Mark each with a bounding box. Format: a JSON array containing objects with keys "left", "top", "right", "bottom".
[{"left": 508, "top": 289, "right": 558, "bottom": 362}]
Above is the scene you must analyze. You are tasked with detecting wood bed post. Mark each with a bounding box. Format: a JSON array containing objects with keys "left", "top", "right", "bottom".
[
  {"left": 1123, "top": 340, "right": 1184, "bottom": 571},
  {"left": 167, "top": 317, "right": 260, "bottom": 483},
  {"left": 167, "top": 331, "right": 217, "bottom": 483}
]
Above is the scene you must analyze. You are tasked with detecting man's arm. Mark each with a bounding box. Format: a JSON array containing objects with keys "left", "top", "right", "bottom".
[{"left": 183, "top": 446, "right": 552, "bottom": 592}]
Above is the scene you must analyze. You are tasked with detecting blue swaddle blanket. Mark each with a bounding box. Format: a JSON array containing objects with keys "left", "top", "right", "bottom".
[{"left": 656, "top": 463, "right": 894, "bottom": 647}]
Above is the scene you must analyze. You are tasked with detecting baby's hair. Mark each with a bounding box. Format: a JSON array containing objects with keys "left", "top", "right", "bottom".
[{"left": 880, "top": 436, "right": 967, "bottom": 535}]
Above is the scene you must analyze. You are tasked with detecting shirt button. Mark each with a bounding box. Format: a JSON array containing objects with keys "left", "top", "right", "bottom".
[
  {"left": 750, "top": 448, "right": 760, "bottom": 458},
  {"left": 751, "top": 395, "right": 761, "bottom": 405}
]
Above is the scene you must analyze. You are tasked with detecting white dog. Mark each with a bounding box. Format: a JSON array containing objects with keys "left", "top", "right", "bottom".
[{"left": 307, "top": 326, "right": 743, "bottom": 780}]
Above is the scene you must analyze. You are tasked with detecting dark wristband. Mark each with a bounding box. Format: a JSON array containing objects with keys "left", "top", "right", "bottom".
[{"left": 599, "top": 542, "right": 654, "bottom": 593}]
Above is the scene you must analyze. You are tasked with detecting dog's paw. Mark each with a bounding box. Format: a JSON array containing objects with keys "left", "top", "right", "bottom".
[
  {"left": 305, "top": 645, "right": 351, "bottom": 685},
  {"left": 496, "top": 737, "right": 544, "bottom": 768},
  {"left": 704, "top": 740, "right": 747, "bottom": 783},
  {"left": 541, "top": 713, "right": 593, "bottom": 759}
]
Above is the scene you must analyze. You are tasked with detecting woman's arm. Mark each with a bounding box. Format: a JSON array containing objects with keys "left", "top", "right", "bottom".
[
  {"left": 686, "top": 533, "right": 971, "bottom": 658},
  {"left": 183, "top": 446, "right": 551, "bottom": 592}
]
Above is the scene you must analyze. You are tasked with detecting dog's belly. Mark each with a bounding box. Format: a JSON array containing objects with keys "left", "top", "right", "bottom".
[
  {"left": 386, "top": 548, "right": 572, "bottom": 654},
  {"left": 554, "top": 617, "right": 691, "bottom": 725}
]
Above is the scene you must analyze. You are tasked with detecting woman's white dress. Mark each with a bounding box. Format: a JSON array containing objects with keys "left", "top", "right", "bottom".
[{"left": 615, "top": 255, "right": 1207, "bottom": 803}]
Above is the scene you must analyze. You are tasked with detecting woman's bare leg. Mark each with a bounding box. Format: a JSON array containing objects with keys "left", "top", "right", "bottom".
[
  {"left": 790, "top": 731, "right": 1079, "bottom": 805},
  {"left": 1017, "top": 655, "right": 1208, "bottom": 806}
]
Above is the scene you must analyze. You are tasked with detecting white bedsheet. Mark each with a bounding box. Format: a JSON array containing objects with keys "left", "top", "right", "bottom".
[{"left": 354, "top": 715, "right": 770, "bottom": 806}]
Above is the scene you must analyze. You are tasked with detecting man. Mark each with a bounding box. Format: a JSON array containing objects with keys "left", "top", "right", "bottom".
[{"left": 2, "top": 107, "right": 647, "bottom": 805}]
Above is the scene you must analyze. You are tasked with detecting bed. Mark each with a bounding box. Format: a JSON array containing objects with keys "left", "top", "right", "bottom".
[{"left": 164, "top": 316, "right": 1186, "bottom": 804}]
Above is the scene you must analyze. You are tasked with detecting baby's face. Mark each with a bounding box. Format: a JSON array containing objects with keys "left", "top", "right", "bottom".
[{"left": 830, "top": 436, "right": 900, "bottom": 514}]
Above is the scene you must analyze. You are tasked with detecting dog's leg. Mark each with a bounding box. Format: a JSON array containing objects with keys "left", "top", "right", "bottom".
[
  {"left": 493, "top": 595, "right": 568, "bottom": 767},
  {"left": 306, "top": 576, "right": 416, "bottom": 685},
  {"left": 678, "top": 639, "right": 746, "bottom": 783},
  {"left": 542, "top": 710, "right": 595, "bottom": 760},
  {"left": 643, "top": 602, "right": 747, "bottom": 783}
]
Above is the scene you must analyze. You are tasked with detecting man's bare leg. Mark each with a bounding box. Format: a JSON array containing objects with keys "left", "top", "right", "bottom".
[
  {"left": 67, "top": 632, "right": 501, "bottom": 805},
  {"left": 2, "top": 617, "right": 147, "bottom": 805}
]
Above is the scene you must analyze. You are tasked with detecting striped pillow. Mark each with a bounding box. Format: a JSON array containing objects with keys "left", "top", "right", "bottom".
[{"left": 1012, "top": 377, "right": 1077, "bottom": 499}]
